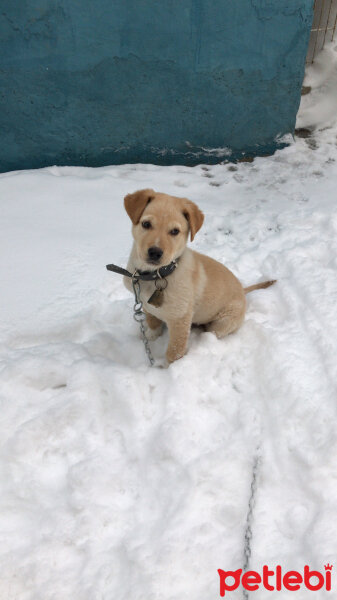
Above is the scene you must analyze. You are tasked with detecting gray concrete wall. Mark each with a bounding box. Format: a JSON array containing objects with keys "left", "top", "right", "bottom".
[{"left": 0, "top": 0, "right": 313, "bottom": 172}]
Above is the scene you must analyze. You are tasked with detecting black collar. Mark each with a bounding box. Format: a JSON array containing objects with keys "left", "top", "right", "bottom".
[{"left": 106, "top": 259, "right": 178, "bottom": 281}]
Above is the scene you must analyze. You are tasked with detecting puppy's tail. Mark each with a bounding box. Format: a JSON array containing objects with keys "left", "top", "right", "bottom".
[{"left": 244, "top": 280, "right": 276, "bottom": 294}]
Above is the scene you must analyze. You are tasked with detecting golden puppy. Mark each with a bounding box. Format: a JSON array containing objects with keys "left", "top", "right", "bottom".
[{"left": 124, "top": 189, "right": 275, "bottom": 364}]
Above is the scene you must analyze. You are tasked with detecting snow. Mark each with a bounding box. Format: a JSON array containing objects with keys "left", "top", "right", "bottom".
[
  {"left": 1, "top": 44, "right": 337, "bottom": 599},
  {"left": 297, "top": 42, "right": 337, "bottom": 130}
]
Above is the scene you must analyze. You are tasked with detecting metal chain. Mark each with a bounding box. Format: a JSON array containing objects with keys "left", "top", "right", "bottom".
[
  {"left": 131, "top": 267, "right": 261, "bottom": 596},
  {"left": 242, "top": 451, "right": 261, "bottom": 599},
  {"left": 132, "top": 274, "right": 155, "bottom": 366}
]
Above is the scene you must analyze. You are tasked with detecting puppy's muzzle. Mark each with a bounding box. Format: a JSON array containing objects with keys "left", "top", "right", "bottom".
[{"left": 147, "top": 246, "right": 163, "bottom": 263}]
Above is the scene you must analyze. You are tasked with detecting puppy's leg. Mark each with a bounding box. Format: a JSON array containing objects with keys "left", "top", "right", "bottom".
[
  {"left": 144, "top": 311, "right": 164, "bottom": 341},
  {"left": 206, "top": 303, "right": 245, "bottom": 339},
  {"left": 166, "top": 314, "right": 192, "bottom": 363}
]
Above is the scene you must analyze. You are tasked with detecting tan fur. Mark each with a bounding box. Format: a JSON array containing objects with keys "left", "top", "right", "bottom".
[
  {"left": 244, "top": 280, "right": 276, "bottom": 294},
  {"left": 124, "top": 189, "right": 156, "bottom": 225},
  {"left": 123, "top": 190, "right": 276, "bottom": 364}
]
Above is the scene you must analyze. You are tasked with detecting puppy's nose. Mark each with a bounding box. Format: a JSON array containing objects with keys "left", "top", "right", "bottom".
[{"left": 148, "top": 246, "right": 163, "bottom": 262}]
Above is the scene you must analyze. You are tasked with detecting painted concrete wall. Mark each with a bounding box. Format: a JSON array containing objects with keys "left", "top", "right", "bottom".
[{"left": 0, "top": 0, "right": 313, "bottom": 172}]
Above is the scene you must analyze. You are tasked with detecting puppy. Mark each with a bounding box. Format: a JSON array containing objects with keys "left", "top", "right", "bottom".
[{"left": 123, "top": 189, "right": 275, "bottom": 364}]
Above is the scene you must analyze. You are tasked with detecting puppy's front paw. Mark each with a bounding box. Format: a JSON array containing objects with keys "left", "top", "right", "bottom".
[{"left": 166, "top": 348, "right": 186, "bottom": 364}]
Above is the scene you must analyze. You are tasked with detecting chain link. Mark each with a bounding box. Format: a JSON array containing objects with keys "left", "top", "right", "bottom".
[
  {"left": 132, "top": 275, "right": 155, "bottom": 366},
  {"left": 242, "top": 451, "right": 261, "bottom": 599}
]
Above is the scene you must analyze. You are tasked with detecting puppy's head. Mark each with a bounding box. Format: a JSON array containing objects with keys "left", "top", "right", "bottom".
[{"left": 124, "top": 189, "right": 204, "bottom": 269}]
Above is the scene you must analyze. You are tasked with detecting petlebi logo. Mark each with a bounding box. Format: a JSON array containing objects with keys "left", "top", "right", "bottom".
[{"left": 217, "top": 564, "right": 333, "bottom": 596}]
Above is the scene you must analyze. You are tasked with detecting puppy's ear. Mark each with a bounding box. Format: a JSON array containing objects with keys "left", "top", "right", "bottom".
[
  {"left": 182, "top": 200, "right": 204, "bottom": 241},
  {"left": 124, "top": 189, "right": 155, "bottom": 224}
]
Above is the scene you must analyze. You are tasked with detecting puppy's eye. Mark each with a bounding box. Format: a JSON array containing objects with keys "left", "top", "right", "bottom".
[
  {"left": 142, "top": 221, "right": 152, "bottom": 229},
  {"left": 170, "top": 228, "right": 180, "bottom": 236}
]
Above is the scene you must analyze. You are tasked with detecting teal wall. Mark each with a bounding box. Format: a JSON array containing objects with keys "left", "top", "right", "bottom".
[{"left": 0, "top": 0, "right": 313, "bottom": 172}]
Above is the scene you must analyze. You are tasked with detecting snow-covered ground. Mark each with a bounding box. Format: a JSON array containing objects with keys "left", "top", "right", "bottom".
[{"left": 1, "top": 44, "right": 337, "bottom": 600}]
